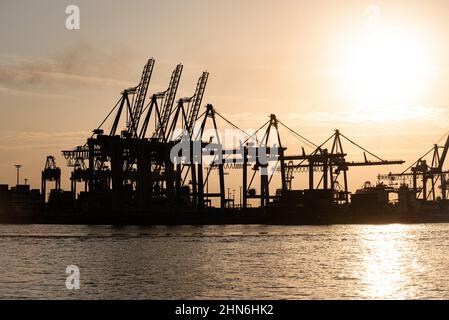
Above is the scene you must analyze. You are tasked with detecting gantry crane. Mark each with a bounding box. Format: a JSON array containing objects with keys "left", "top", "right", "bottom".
[
  {"left": 41, "top": 156, "right": 61, "bottom": 203},
  {"left": 68, "top": 157, "right": 89, "bottom": 196},
  {"left": 281, "top": 129, "right": 404, "bottom": 204},
  {"left": 379, "top": 134, "right": 449, "bottom": 200},
  {"left": 58, "top": 58, "right": 408, "bottom": 213}
]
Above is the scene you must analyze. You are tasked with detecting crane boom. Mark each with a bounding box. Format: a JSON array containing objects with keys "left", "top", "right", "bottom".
[
  {"left": 186, "top": 71, "right": 209, "bottom": 137},
  {"left": 438, "top": 135, "right": 449, "bottom": 171},
  {"left": 154, "top": 64, "right": 183, "bottom": 140},
  {"left": 128, "top": 58, "right": 154, "bottom": 136}
]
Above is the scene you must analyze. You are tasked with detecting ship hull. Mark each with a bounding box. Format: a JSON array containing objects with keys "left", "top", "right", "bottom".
[{"left": 2, "top": 205, "right": 449, "bottom": 225}]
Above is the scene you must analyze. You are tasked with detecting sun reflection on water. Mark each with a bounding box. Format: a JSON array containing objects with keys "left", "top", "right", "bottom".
[{"left": 357, "top": 224, "right": 418, "bottom": 299}]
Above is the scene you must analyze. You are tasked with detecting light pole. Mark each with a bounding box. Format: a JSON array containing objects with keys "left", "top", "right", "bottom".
[
  {"left": 239, "top": 186, "right": 242, "bottom": 208},
  {"left": 14, "top": 164, "right": 22, "bottom": 186}
]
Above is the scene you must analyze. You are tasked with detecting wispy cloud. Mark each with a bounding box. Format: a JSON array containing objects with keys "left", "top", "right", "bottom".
[
  {"left": 0, "top": 130, "right": 89, "bottom": 140},
  {"left": 0, "top": 67, "right": 134, "bottom": 89},
  {"left": 0, "top": 130, "right": 90, "bottom": 151},
  {"left": 0, "top": 43, "right": 136, "bottom": 99},
  {"left": 219, "top": 105, "right": 449, "bottom": 128},
  {"left": 0, "top": 85, "right": 73, "bottom": 100}
]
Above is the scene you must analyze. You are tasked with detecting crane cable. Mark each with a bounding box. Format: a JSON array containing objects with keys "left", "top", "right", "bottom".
[
  {"left": 214, "top": 110, "right": 255, "bottom": 139},
  {"left": 276, "top": 119, "right": 318, "bottom": 149},
  {"left": 338, "top": 132, "right": 385, "bottom": 162}
]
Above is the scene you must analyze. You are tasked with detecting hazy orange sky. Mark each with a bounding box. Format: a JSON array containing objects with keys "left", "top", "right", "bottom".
[{"left": 2, "top": 0, "right": 449, "bottom": 192}]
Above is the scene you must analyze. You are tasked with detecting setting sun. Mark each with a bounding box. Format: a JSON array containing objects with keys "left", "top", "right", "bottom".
[{"left": 334, "top": 11, "right": 436, "bottom": 120}]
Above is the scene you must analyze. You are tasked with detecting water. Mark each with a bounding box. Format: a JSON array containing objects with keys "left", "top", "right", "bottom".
[{"left": 0, "top": 223, "right": 449, "bottom": 299}]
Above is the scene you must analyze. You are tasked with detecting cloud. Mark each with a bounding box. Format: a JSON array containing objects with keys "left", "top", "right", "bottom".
[
  {"left": 0, "top": 130, "right": 89, "bottom": 141},
  {"left": 0, "top": 85, "right": 73, "bottom": 100},
  {"left": 0, "top": 130, "right": 90, "bottom": 151},
  {"left": 219, "top": 105, "right": 448, "bottom": 128},
  {"left": 0, "top": 42, "right": 137, "bottom": 98},
  {"left": 0, "top": 68, "right": 134, "bottom": 89}
]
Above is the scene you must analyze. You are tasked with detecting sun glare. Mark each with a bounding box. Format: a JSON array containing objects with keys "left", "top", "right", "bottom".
[{"left": 335, "top": 12, "right": 436, "bottom": 121}]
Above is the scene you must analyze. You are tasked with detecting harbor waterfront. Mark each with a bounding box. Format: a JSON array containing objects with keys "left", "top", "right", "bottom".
[
  {"left": 1, "top": 58, "right": 448, "bottom": 225},
  {"left": 4, "top": 0, "right": 449, "bottom": 303},
  {"left": 1, "top": 223, "right": 449, "bottom": 299}
]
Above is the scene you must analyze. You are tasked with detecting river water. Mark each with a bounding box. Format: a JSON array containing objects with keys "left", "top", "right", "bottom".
[{"left": 0, "top": 223, "right": 448, "bottom": 299}]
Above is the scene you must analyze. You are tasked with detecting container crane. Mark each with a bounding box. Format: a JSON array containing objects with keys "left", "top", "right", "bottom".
[
  {"left": 379, "top": 134, "right": 449, "bottom": 200},
  {"left": 41, "top": 156, "right": 61, "bottom": 204}
]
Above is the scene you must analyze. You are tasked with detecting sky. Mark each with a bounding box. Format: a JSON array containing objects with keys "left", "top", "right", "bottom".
[{"left": 1, "top": 0, "right": 449, "bottom": 194}]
